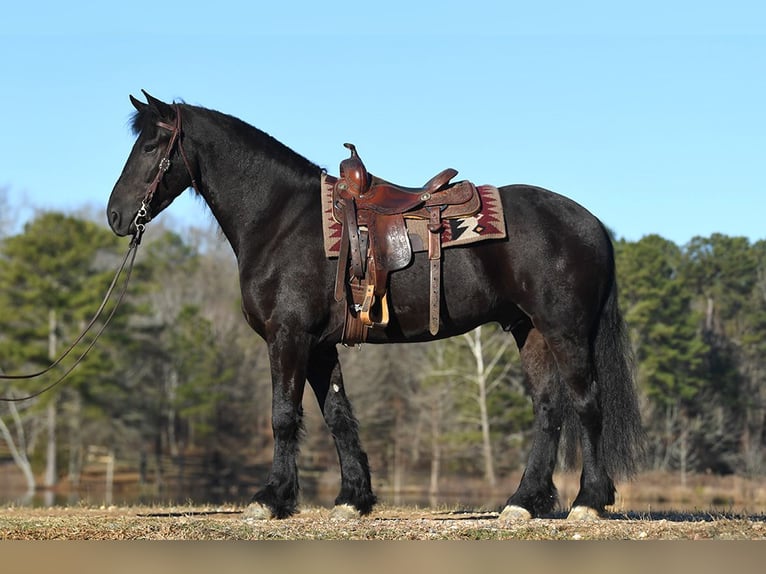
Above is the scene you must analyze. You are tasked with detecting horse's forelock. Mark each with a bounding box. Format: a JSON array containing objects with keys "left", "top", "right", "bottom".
[
  {"left": 129, "top": 98, "right": 186, "bottom": 136},
  {"left": 129, "top": 111, "right": 141, "bottom": 135},
  {"left": 129, "top": 109, "right": 153, "bottom": 136}
]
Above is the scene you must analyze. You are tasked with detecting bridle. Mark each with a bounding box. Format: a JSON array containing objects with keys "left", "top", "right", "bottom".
[
  {"left": 132, "top": 104, "right": 199, "bottom": 238},
  {"left": 0, "top": 104, "right": 199, "bottom": 402}
]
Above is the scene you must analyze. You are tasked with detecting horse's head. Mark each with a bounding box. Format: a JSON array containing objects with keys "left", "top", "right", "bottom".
[{"left": 107, "top": 91, "right": 196, "bottom": 237}]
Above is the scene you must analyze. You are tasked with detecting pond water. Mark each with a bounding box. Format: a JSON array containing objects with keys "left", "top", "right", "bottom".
[
  {"left": 2, "top": 467, "right": 765, "bottom": 516},
  {"left": 2, "top": 483, "right": 765, "bottom": 517}
]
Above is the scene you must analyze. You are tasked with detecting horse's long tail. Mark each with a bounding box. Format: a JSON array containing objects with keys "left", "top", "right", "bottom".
[{"left": 593, "top": 268, "right": 645, "bottom": 480}]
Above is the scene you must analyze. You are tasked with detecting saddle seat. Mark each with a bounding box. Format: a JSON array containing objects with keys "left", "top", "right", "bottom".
[
  {"left": 332, "top": 143, "right": 481, "bottom": 344},
  {"left": 335, "top": 143, "right": 471, "bottom": 216}
]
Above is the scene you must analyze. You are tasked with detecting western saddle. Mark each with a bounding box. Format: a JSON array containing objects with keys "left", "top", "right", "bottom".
[{"left": 332, "top": 143, "right": 481, "bottom": 344}]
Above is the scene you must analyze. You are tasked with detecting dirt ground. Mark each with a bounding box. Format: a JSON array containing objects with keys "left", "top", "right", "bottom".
[
  {"left": 1, "top": 504, "right": 765, "bottom": 540},
  {"left": 2, "top": 471, "right": 766, "bottom": 541}
]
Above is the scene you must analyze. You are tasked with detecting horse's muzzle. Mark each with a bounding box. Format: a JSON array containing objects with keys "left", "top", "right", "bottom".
[{"left": 107, "top": 207, "right": 135, "bottom": 237}]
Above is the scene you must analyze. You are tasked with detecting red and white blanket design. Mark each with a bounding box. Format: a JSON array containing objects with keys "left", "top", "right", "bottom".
[{"left": 321, "top": 174, "right": 507, "bottom": 258}]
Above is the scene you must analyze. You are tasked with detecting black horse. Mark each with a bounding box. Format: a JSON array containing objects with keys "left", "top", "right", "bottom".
[{"left": 107, "top": 92, "right": 643, "bottom": 521}]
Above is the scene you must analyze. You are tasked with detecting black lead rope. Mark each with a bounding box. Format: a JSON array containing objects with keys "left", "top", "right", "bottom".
[
  {"left": 0, "top": 104, "right": 186, "bottom": 402},
  {"left": 0, "top": 231, "right": 143, "bottom": 402}
]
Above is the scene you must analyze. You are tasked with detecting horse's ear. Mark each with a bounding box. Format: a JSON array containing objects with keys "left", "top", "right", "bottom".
[
  {"left": 130, "top": 94, "right": 147, "bottom": 112},
  {"left": 141, "top": 90, "right": 175, "bottom": 121}
]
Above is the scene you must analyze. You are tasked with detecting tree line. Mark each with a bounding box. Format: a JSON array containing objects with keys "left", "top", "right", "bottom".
[{"left": 0, "top": 203, "right": 764, "bottom": 503}]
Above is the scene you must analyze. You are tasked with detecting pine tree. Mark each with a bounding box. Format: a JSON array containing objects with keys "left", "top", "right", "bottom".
[
  {"left": 615, "top": 235, "right": 709, "bottom": 476},
  {"left": 0, "top": 212, "right": 126, "bottom": 490}
]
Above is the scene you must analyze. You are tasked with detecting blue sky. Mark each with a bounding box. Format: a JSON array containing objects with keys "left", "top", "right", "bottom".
[{"left": 1, "top": 1, "right": 764, "bottom": 246}]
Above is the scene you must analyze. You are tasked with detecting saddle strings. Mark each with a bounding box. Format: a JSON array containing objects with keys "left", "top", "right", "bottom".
[{"left": 0, "top": 233, "right": 142, "bottom": 402}]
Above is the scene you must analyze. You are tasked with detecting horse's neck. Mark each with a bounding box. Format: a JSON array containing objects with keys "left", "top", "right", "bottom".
[{"left": 191, "top": 112, "right": 321, "bottom": 257}]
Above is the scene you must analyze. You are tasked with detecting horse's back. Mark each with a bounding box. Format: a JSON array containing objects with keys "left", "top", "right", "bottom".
[
  {"left": 377, "top": 183, "right": 615, "bottom": 342},
  {"left": 493, "top": 183, "right": 615, "bottom": 319},
  {"left": 499, "top": 184, "right": 610, "bottom": 250}
]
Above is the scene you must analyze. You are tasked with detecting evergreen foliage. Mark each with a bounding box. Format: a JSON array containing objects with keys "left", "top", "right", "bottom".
[{"left": 2, "top": 210, "right": 765, "bottom": 500}]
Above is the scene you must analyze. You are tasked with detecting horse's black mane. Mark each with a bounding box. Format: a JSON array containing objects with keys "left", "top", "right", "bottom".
[{"left": 129, "top": 100, "right": 320, "bottom": 177}]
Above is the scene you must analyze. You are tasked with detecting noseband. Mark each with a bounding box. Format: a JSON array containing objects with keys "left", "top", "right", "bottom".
[{"left": 133, "top": 104, "right": 199, "bottom": 236}]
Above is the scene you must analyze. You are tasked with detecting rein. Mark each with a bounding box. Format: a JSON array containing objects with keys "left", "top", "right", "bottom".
[
  {"left": 0, "top": 233, "right": 141, "bottom": 402},
  {"left": 0, "top": 104, "right": 197, "bottom": 402}
]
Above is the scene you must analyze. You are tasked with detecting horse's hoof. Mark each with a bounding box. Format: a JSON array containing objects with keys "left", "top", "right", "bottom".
[
  {"left": 498, "top": 505, "right": 532, "bottom": 523},
  {"left": 330, "top": 503, "right": 361, "bottom": 520},
  {"left": 242, "top": 502, "right": 273, "bottom": 521},
  {"left": 567, "top": 506, "right": 601, "bottom": 521}
]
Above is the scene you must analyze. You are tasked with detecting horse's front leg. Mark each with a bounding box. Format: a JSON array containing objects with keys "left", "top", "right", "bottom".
[
  {"left": 244, "top": 333, "right": 311, "bottom": 520},
  {"left": 500, "top": 328, "right": 563, "bottom": 521},
  {"left": 307, "top": 345, "right": 376, "bottom": 517}
]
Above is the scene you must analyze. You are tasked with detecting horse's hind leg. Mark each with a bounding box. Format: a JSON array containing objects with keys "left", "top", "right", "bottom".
[
  {"left": 307, "top": 345, "right": 376, "bottom": 517},
  {"left": 501, "top": 327, "right": 563, "bottom": 520},
  {"left": 548, "top": 333, "right": 615, "bottom": 520}
]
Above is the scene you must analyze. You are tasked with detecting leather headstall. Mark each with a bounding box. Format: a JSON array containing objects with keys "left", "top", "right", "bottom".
[{"left": 133, "top": 105, "right": 199, "bottom": 234}]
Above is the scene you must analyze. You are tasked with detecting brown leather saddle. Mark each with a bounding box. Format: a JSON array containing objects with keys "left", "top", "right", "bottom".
[{"left": 332, "top": 143, "right": 481, "bottom": 344}]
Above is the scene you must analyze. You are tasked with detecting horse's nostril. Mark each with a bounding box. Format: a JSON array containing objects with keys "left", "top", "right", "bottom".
[{"left": 109, "top": 209, "right": 121, "bottom": 230}]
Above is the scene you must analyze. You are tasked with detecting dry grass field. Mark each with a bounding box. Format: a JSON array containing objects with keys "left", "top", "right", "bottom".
[
  {"left": 3, "top": 481, "right": 766, "bottom": 574},
  {"left": 1, "top": 504, "right": 765, "bottom": 540},
  {"left": 2, "top": 471, "right": 766, "bottom": 540}
]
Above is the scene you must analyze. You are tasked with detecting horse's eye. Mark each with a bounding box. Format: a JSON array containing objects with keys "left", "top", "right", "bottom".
[{"left": 143, "top": 143, "right": 158, "bottom": 153}]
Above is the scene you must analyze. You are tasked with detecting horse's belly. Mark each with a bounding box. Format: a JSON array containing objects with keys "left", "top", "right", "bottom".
[{"left": 367, "top": 245, "right": 522, "bottom": 343}]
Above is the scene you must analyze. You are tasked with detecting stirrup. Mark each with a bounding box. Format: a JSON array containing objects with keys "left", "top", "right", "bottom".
[{"left": 359, "top": 286, "right": 389, "bottom": 328}]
